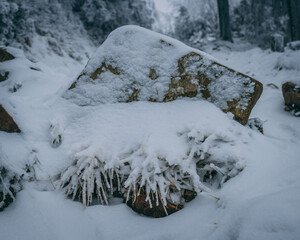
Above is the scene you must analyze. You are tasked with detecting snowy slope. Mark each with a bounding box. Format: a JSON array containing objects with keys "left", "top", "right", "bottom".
[{"left": 0, "top": 34, "right": 300, "bottom": 240}]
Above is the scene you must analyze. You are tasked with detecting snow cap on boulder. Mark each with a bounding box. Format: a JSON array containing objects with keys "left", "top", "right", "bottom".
[{"left": 65, "top": 25, "right": 263, "bottom": 125}]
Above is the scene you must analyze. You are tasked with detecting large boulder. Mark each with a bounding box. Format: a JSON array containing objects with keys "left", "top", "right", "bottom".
[
  {"left": 282, "top": 82, "right": 300, "bottom": 116},
  {"left": 0, "top": 104, "right": 21, "bottom": 133},
  {"left": 65, "top": 25, "right": 262, "bottom": 125}
]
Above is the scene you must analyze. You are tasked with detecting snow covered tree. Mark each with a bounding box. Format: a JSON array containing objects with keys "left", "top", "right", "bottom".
[
  {"left": 0, "top": 0, "right": 156, "bottom": 56},
  {"left": 71, "top": 0, "right": 156, "bottom": 44},
  {"left": 169, "top": 0, "right": 218, "bottom": 47}
]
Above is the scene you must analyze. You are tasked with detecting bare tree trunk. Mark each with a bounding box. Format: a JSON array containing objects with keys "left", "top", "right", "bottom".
[
  {"left": 287, "top": 0, "right": 300, "bottom": 41},
  {"left": 217, "top": 0, "right": 233, "bottom": 42}
]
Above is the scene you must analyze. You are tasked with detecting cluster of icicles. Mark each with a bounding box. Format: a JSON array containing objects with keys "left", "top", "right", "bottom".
[{"left": 59, "top": 128, "right": 244, "bottom": 210}]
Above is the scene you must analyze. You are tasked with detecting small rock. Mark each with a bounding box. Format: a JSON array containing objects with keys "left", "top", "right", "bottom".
[
  {"left": 0, "top": 48, "right": 15, "bottom": 62},
  {"left": 282, "top": 82, "right": 300, "bottom": 116},
  {"left": 9, "top": 83, "right": 22, "bottom": 93},
  {"left": 0, "top": 48, "right": 15, "bottom": 83},
  {"left": 0, "top": 71, "right": 9, "bottom": 82},
  {"left": 0, "top": 104, "right": 21, "bottom": 133},
  {"left": 247, "top": 118, "right": 264, "bottom": 134},
  {"left": 126, "top": 187, "right": 183, "bottom": 218},
  {"left": 183, "top": 189, "right": 197, "bottom": 202},
  {"left": 288, "top": 41, "right": 300, "bottom": 51},
  {"left": 0, "top": 166, "right": 22, "bottom": 211},
  {"left": 49, "top": 120, "right": 63, "bottom": 148}
]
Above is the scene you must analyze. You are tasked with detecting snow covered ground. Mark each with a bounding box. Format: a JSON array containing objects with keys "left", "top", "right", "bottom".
[{"left": 0, "top": 34, "right": 300, "bottom": 240}]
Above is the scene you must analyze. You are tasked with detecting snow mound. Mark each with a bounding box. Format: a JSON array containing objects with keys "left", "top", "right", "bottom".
[
  {"left": 58, "top": 101, "right": 249, "bottom": 213},
  {"left": 64, "top": 25, "right": 262, "bottom": 125}
]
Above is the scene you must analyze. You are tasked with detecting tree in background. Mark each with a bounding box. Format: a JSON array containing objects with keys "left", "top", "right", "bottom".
[
  {"left": 232, "top": 0, "right": 289, "bottom": 48},
  {"left": 169, "top": 0, "right": 218, "bottom": 47},
  {"left": 72, "top": 0, "right": 155, "bottom": 44},
  {"left": 287, "top": 0, "right": 300, "bottom": 41},
  {"left": 0, "top": 0, "right": 155, "bottom": 57},
  {"left": 217, "top": 0, "right": 233, "bottom": 42}
]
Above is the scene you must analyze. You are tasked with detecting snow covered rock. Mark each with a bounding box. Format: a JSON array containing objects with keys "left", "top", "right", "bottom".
[
  {"left": 0, "top": 104, "right": 21, "bottom": 133},
  {"left": 0, "top": 166, "right": 22, "bottom": 212},
  {"left": 271, "top": 34, "right": 284, "bottom": 52},
  {"left": 0, "top": 47, "right": 15, "bottom": 82},
  {"left": 49, "top": 120, "right": 63, "bottom": 148},
  {"left": 247, "top": 118, "right": 264, "bottom": 134},
  {"left": 0, "top": 47, "right": 14, "bottom": 63},
  {"left": 126, "top": 186, "right": 183, "bottom": 218},
  {"left": 0, "top": 46, "right": 43, "bottom": 93},
  {"left": 58, "top": 101, "right": 246, "bottom": 217},
  {"left": 282, "top": 82, "right": 300, "bottom": 116},
  {"left": 65, "top": 25, "right": 263, "bottom": 125},
  {"left": 288, "top": 41, "right": 300, "bottom": 51}
]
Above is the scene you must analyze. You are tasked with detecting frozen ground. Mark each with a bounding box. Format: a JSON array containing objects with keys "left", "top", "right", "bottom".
[{"left": 0, "top": 34, "right": 300, "bottom": 240}]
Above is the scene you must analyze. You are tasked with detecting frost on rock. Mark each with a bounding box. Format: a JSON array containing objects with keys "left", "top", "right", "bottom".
[
  {"left": 0, "top": 166, "right": 21, "bottom": 211},
  {"left": 65, "top": 25, "right": 263, "bottom": 125},
  {"left": 282, "top": 82, "right": 300, "bottom": 117},
  {"left": 49, "top": 120, "right": 63, "bottom": 148},
  {"left": 0, "top": 46, "right": 41, "bottom": 93},
  {"left": 59, "top": 123, "right": 244, "bottom": 217},
  {"left": 0, "top": 153, "right": 22, "bottom": 211}
]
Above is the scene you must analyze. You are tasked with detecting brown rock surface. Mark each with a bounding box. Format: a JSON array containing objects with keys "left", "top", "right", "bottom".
[
  {"left": 69, "top": 51, "right": 262, "bottom": 125},
  {"left": 0, "top": 48, "right": 15, "bottom": 62},
  {"left": 282, "top": 82, "right": 300, "bottom": 107},
  {"left": 0, "top": 48, "right": 15, "bottom": 82},
  {"left": 163, "top": 52, "right": 263, "bottom": 125},
  {"left": 66, "top": 26, "right": 263, "bottom": 125},
  {"left": 282, "top": 82, "right": 300, "bottom": 116},
  {"left": 0, "top": 104, "right": 21, "bottom": 133},
  {"left": 126, "top": 187, "right": 183, "bottom": 218},
  {"left": 0, "top": 71, "right": 9, "bottom": 82}
]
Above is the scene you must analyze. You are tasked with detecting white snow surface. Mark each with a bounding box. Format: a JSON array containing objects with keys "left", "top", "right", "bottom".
[{"left": 0, "top": 33, "right": 300, "bottom": 240}]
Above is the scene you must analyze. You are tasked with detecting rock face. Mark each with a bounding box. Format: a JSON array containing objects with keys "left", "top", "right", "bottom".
[
  {"left": 126, "top": 187, "right": 197, "bottom": 217},
  {"left": 282, "top": 82, "right": 300, "bottom": 116},
  {"left": 0, "top": 48, "right": 15, "bottom": 82},
  {"left": 0, "top": 104, "right": 21, "bottom": 133},
  {"left": 0, "top": 48, "right": 15, "bottom": 63},
  {"left": 0, "top": 71, "right": 9, "bottom": 82},
  {"left": 163, "top": 52, "right": 263, "bottom": 125},
  {"left": 65, "top": 26, "right": 262, "bottom": 125},
  {"left": 126, "top": 187, "right": 183, "bottom": 218}
]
